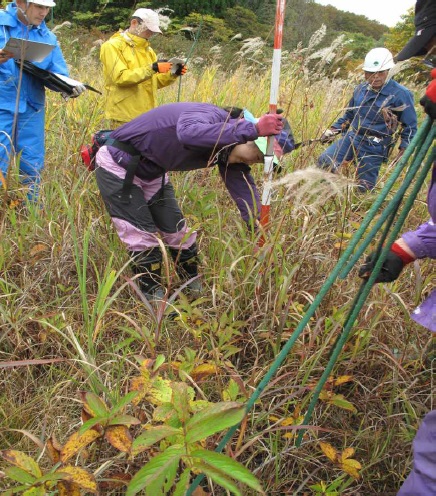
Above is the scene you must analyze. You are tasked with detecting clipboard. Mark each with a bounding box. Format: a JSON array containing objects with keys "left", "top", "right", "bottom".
[
  {"left": 5, "top": 37, "right": 55, "bottom": 62},
  {"left": 16, "top": 61, "right": 102, "bottom": 96}
]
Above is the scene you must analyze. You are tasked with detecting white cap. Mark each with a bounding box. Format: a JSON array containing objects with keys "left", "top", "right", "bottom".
[
  {"left": 363, "top": 48, "right": 395, "bottom": 72},
  {"left": 30, "top": 0, "right": 56, "bottom": 6},
  {"left": 132, "top": 8, "right": 162, "bottom": 33}
]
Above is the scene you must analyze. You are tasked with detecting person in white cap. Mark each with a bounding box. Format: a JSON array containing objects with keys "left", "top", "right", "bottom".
[
  {"left": 317, "top": 48, "right": 417, "bottom": 192},
  {"left": 0, "top": 0, "right": 73, "bottom": 201},
  {"left": 100, "top": 8, "right": 186, "bottom": 126}
]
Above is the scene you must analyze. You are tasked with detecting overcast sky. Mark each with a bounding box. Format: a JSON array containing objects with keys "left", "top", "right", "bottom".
[{"left": 314, "top": 0, "right": 416, "bottom": 27}]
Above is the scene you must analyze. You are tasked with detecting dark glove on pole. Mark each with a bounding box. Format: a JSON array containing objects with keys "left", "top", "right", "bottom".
[
  {"left": 358, "top": 242, "right": 415, "bottom": 283},
  {"left": 174, "top": 63, "right": 187, "bottom": 76},
  {"left": 419, "top": 68, "right": 436, "bottom": 120}
]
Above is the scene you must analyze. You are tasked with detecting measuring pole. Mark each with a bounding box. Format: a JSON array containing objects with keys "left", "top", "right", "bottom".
[{"left": 259, "top": 0, "right": 286, "bottom": 243}]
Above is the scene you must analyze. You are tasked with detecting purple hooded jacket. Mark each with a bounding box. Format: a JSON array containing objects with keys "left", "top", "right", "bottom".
[
  {"left": 402, "top": 164, "right": 436, "bottom": 332},
  {"left": 108, "top": 102, "right": 264, "bottom": 223},
  {"left": 397, "top": 410, "right": 436, "bottom": 495}
]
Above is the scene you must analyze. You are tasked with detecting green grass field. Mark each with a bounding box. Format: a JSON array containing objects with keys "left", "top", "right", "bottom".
[{"left": 0, "top": 25, "right": 434, "bottom": 496}]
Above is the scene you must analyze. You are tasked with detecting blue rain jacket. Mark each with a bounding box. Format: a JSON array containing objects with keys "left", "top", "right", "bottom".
[
  {"left": 332, "top": 79, "right": 417, "bottom": 150},
  {"left": 0, "top": 2, "right": 69, "bottom": 113}
]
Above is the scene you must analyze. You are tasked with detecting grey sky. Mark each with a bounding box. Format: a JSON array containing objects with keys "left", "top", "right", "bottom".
[{"left": 314, "top": 0, "right": 415, "bottom": 27}]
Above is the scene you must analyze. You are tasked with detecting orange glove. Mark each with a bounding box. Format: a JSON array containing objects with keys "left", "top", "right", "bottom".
[{"left": 152, "top": 61, "right": 172, "bottom": 73}]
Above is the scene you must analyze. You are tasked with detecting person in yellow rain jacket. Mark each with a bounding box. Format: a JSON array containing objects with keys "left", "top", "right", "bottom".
[{"left": 100, "top": 8, "right": 187, "bottom": 126}]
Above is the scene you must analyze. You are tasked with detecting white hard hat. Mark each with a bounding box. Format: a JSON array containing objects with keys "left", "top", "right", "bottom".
[
  {"left": 363, "top": 48, "right": 395, "bottom": 72},
  {"left": 29, "top": 0, "right": 57, "bottom": 6}
]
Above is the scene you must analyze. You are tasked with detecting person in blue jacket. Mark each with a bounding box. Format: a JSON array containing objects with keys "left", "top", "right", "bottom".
[
  {"left": 318, "top": 47, "right": 417, "bottom": 192},
  {"left": 0, "top": 0, "right": 69, "bottom": 201}
]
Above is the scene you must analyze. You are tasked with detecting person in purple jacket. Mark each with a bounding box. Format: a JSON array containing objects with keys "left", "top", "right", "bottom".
[
  {"left": 359, "top": 1, "right": 436, "bottom": 494},
  {"left": 94, "top": 102, "right": 291, "bottom": 301}
]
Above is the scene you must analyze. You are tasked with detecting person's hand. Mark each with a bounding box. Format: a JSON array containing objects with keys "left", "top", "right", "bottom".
[
  {"left": 71, "top": 83, "right": 87, "bottom": 98},
  {"left": 320, "top": 128, "right": 339, "bottom": 144},
  {"left": 0, "top": 49, "right": 13, "bottom": 64},
  {"left": 358, "top": 241, "right": 415, "bottom": 283},
  {"left": 152, "top": 60, "right": 172, "bottom": 73},
  {"left": 420, "top": 69, "right": 436, "bottom": 120},
  {"left": 256, "top": 114, "right": 283, "bottom": 136},
  {"left": 173, "top": 63, "right": 187, "bottom": 76}
]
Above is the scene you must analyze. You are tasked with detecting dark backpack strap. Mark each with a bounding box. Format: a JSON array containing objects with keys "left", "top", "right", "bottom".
[
  {"left": 118, "top": 155, "right": 141, "bottom": 204},
  {"left": 105, "top": 138, "right": 139, "bottom": 156},
  {"left": 105, "top": 137, "right": 141, "bottom": 204}
]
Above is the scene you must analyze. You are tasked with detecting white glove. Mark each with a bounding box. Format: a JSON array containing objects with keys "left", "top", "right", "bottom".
[
  {"left": 55, "top": 73, "right": 87, "bottom": 99},
  {"left": 71, "top": 83, "right": 87, "bottom": 98},
  {"left": 320, "top": 128, "right": 338, "bottom": 143}
]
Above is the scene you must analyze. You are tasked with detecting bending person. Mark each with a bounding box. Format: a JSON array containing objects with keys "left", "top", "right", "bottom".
[{"left": 94, "top": 102, "right": 292, "bottom": 301}]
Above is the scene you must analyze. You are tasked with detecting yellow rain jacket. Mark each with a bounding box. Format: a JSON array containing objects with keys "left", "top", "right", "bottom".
[{"left": 100, "top": 31, "right": 178, "bottom": 123}]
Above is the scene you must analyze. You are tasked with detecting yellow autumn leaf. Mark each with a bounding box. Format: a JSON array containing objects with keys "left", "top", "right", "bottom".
[
  {"left": 60, "top": 429, "right": 102, "bottom": 463},
  {"left": 319, "top": 442, "right": 337, "bottom": 463},
  {"left": 334, "top": 375, "right": 354, "bottom": 387},
  {"left": 281, "top": 417, "right": 296, "bottom": 426},
  {"left": 191, "top": 363, "right": 219, "bottom": 382},
  {"left": 104, "top": 425, "right": 133, "bottom": 453},
  {"left": 129, "top": 376, "right": 147, "bottom": 405},
  {"left": 340, "top": 447, "right": 355, "bottom": 461},
  {"left": 334, "top": 231, "right": 352, "bottom": 239},
  {"left": 340, "top": 457, "right": 362, "bottom": 479},
  {"left": 268, "top": 415, "right": 280, "bottom": 422},
  {"left": 319, "top": 390, "right": 332, "bottom": 400},
  {"left": 56, "top": 465, "right": 98, "bottom": 493},
  {"left": 1, "top": 450, "right": 42, "bottom": 478},
  {"left": 146, "top": 376, "right": 173, "bottom": 405}
]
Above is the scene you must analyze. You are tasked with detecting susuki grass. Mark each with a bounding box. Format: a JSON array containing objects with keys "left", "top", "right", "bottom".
[{"left": 0, "top": 25, "right": 434, "bottom": 495}]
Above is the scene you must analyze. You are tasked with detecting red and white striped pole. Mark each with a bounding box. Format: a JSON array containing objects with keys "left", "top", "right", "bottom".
[{"left": 259, "top": 0, "right": 286, "bottom": 243}]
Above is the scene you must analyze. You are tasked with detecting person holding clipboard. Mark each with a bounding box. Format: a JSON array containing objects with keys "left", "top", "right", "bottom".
[{"left": 0, "top": 0, "right": 84, "bottom": 201}]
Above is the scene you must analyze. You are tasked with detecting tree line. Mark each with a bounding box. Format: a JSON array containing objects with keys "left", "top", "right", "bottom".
[{"left": 51, "top": 0, "right": 389, "bottom": 56}]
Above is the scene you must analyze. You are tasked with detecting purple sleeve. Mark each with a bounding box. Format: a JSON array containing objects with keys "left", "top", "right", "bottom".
[
  {"left": 402, "top": 220, "right": 436, "bottom": 259},
  {"left": 218, "top": 163, "right": 260, "bottom": 224},
  {"left": 176, "top": 107, "right": 258, "bottom": 148},
  {"left": 402, "top": 165, "right": 436, "bottom": 258},
  {"left": 397, "top": 410, "right": 436, "bottom": 495}
]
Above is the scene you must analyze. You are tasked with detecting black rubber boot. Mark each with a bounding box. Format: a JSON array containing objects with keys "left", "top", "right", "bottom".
[
  {"left": 129, "top": 247, "right": 165, "bottom": 301},
  {"left": 169, "top": 243, "right": 202, "bottom": 295}
]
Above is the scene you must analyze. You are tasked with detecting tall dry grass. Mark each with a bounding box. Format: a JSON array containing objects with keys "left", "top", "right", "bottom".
[{"left": 0, "top": 25, "right": 434, "bottom": 495}]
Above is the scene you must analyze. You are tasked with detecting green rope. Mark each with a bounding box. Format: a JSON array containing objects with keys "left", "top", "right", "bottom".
[
  {"left": 296, "top": 129, "right": 435, "bottom": 445},
  {"left": 186, "top": 119, "right": 435, "bottom": 494}
]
